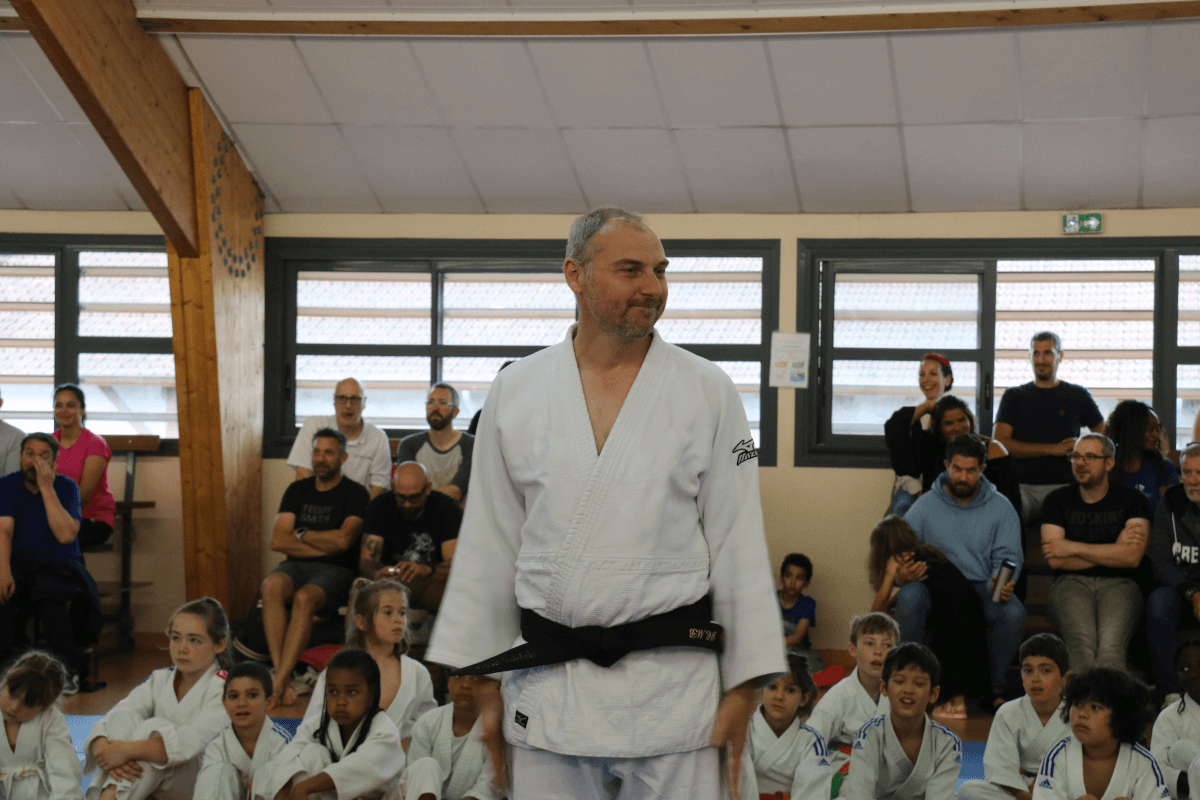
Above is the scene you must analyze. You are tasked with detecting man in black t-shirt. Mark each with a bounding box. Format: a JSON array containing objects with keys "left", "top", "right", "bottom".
[
  {"left": 261, "top": 427, "right": 369, "bottom": 704},
  {"left": 359, "top": 461, "right": 461, "bottom": 611},
  {"left": 994, "top": 331, "right": 1104, "bottom": 524},
  {"left": 1041, "top": 432, "right": 1152, "bottom": 673}
]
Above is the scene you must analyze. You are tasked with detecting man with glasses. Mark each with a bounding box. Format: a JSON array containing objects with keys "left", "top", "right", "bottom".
[
  {"left": 359, "top": 461, "right": 460, "bottom": 612},
  {"left": 1041, "top": 432, "right": 1152, "bottom": 673},
  {"left": 396, "top": 383, "right": 475, "bottom": 504},
  {"left": 994, "top": 331, "right": 1105, "bottom": 524},
  {"left": 1147, "top": 441, "right": 1200, "bottom": 703},
  {"left": 287, "top": 377, "right": 391, "bottom": 499}
]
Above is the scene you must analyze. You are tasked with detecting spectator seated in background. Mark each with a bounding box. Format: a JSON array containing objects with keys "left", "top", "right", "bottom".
[
  {"left": 903, "top": 433, "right": 1025, "bottom": 707},
  {"left": 1106, "top": 399, "right": 1179, "bottom": 513},
  {"left": 884, "top": 354, "right": 952, "bottom": 516},
  {"left": 287, "top": 377, "right": 391, "bottom": 500},
  {"left": 51, "top": 384, "right": 117, "bottom": 548},
  {"left": 262, "top": 427, "right": 369, "bottom": 706},
  {"left": 396, "top": 383, "right": 474, "bottom": 505},
  {"left": 0, "top": 387, "right": 22, "bottom": 477},
  {"left": 0, "top": 433, "right": 101, "bottom": 694},
  {"left": 920, "top": 395, "right": 1022, "bottom": 518},
  {"left": 1146, "top": 441, "right": 1200, "bottom": 702},
  {"left": 359, "top": 461, "right": 460, "bottom": 613},
  {"left": 1041, "top": 433, "right": 1152, "bottom": 674},
  {"left": 777, "top": 552, "right": 824, "bottom": 671},
  {"left": 994, "top": 331, "right": 1104, "bottom": 525}
]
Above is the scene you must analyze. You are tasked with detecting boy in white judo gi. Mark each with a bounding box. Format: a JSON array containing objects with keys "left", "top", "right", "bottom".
[
  {"left": 1033, "top": 667, "right": 1168, "bottom": 800},
  {"left": 741, "top": 653, "right": 831, "bottom": 800},
  {"left": 196, "top": 661, "right": 291, "bottom": 800},
  {"left": 808, "top": 611, "right": 898, "bottom": 787},
  {"left": 959, "top": 633, "right": 1071, "bottom": 800},
  {"left": 1152, "top": 640, "right": 1200, "bottom": 799},
  {"left": 426, "top": 207, "right": 786, "bottom": 800},
  {"left": 841, "top": 642, "right": 963, "bottom": 800},
  {"left": 402, "top": 674, "right": 493, "bottom": 800}
]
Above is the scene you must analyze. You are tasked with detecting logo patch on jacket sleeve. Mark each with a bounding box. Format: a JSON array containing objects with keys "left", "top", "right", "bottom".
[
  {"left": 733, "top": 439, "right": 759, "bottom": 466},
  {"left": 514, "top": 710, "right": 529, "bottom": 728}
]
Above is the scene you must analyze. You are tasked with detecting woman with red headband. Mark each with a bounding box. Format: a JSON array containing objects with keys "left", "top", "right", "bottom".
[{"left": 883, "top": 354, "right": 953, "bottom": 515}]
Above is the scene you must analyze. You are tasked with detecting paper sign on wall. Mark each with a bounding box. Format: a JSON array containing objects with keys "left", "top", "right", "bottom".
[{"left": 769, "top": 332, "right": 810, "bottom": 389}]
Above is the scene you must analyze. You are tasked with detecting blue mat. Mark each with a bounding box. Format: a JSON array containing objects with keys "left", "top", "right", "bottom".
[{"left": 958, "top": 740, "right": 986, "bottom": 789}]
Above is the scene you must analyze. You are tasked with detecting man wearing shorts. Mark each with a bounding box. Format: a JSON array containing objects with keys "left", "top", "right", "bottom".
[{"left": 262, "top": 427, "right": 369, "bottom": 704}]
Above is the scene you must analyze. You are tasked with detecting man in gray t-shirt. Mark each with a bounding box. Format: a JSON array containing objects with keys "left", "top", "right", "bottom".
[
  {"left": 395, "top": 382, "right": 474, "bottom": 503},
  {"left": 0, "top": 389, "right": 22, "bottom": 476}
]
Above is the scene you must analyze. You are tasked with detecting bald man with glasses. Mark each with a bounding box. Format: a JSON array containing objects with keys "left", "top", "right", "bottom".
[{"left": 287, "top": 377, "right": 391, "bottom": 499}]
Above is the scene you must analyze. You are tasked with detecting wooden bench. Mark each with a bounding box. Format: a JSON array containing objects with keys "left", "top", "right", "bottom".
[{"left": 83, "top": 435, "right": 159, "bottom": 675}]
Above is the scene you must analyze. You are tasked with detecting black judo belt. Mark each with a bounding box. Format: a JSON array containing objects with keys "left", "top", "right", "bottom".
[{"left": 449, "top": 596, "right": 724, "bottom": 676}]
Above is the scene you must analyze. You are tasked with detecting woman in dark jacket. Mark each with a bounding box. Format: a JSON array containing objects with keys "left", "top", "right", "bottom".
[{"left": 883, "top": 354, "right": 952, "bottom": 515}]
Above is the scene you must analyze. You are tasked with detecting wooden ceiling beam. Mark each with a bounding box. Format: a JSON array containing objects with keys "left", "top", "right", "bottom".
[{"left": 9, "top": 0, "right": 199, "bottom": 257}]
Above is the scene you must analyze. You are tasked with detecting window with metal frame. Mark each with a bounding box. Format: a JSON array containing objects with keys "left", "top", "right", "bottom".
[{"left": 1179, "top": 254, "right": 1200, "bottom": 449}]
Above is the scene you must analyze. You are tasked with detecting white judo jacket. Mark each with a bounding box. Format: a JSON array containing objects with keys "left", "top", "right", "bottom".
[{"left": 427, "top": 328, "right": 786, "bottom": 758}]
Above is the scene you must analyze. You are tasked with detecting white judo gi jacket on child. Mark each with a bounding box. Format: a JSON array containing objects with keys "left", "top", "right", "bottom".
[
  {"left": 741, "top": 712, "right": 832, "bottom": 800},
  {"left": 1033, "top": 737, "right": 1170, "bottom": 800},
  {"left": 258, "top": 711, "right": 403, "bottom": 800},
  {"left": 195, "top": 720, "right": 291, "bottom": 800},
  {"left": 841, "top": 713, "right": 963, "bottom": 800},
  {"left": 83, "top": 662, "right": 227, "bottom": 800},
  {"left": 304, "top": 655, "right": 435, "bottom": 746},
  {"left": 401, "top": 705, "right": 492, "bottom": 800},
  {"left": 958, "top": 697, "right": 1070, "bottom": 800},
  {"left": 807, "top": 667, "right": 891, "bottom": 771},
  {"left": 0, "top": 704, "right": 82, "bottom": 800},
  {"left": 426, "top": 329, "right": 786, "bottom": 759},
  {"left": 1152, "top": 694, "right": 1200, "bottom": 798}
]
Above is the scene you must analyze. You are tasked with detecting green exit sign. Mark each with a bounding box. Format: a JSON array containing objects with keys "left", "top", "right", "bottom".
[{"left": 1063, "top": 213, "right": 1103, "bottom": 234}]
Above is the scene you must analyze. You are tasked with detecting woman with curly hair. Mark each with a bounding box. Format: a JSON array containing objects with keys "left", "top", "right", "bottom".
[{"left": 1105, "top": 399, "right": 1179, "bottom": 512}]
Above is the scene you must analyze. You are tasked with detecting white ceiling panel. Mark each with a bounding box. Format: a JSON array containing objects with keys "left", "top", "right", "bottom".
[
  {"left": 232, "top": 124, "right": 379, "bottom": 212},
  {"left": 673, "top": 128, "right": 798, "bottom": 212},
  {"left": 2, "top": 34, "right": 87, "bottom": 124},
  {"left": 411, "top": 41, "right": 552, "bottom": 129},
  {"left": 893, "top": 30, "right": 1019, "bottom": 124},
  {"left": 1143, "top": 115, "right": 1200, "bottom": 208},
  {"left": 68, "top": 124, "right": 149, "bottom": 211},
  {"left": 768, "top": 36, "right": 896, "bottom": 127},
  {"left": 789, "top": 126, "right": 907, "bottom": 212},
  {"left": 181, "top": 37, "right": 332, "bottom": 124},
  {"left": 1147, "top": 21, "right": 1200, "bottom": 116},
  {"left": 1019, "top": 25, "right": 1148, "bottom": 121},
  {"left": 296, "top": 39, "right": 441, "bottom": 127},
  {"left": 1022, "top": 119, "right": 1142, "bottom": 209},
  {"left": 562, "top": 128, "right": 693, "bottom": 212},
  {"left": 0, "top": 123, "right": 127, "bottom": 210},
  {"left": 0, "top": 37, "right": 63, "bottom": 123},
  {"left": 341, "top": 126, "right": 484, "bottom": 213},
  {"left": 452, "top": 128, "right": 584, "bottom": 213},
  {"left": 528, "top": 40, "right": 665, "bottom": 129},
  {"left": 647, "top": 39, "right": 780, "bottom": 128},
  {"left": 904, "top": 123, "right": 1020, "bottom": 211}
]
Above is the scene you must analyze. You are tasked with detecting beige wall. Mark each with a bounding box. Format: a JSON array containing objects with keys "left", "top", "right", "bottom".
[{"left": 6, "top": 207, "right": 1200, "bottom": 640}]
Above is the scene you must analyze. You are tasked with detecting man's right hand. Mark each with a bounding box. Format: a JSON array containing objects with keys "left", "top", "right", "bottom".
[
  {"left": 894, "top": 558, "right": 928, "bottom": 586},
  {"left": 0, "top": 571, "right": 14, "bottom": 603},
  {"left": 1055, "top": 437, "right": 1077, "bottom": 456}
]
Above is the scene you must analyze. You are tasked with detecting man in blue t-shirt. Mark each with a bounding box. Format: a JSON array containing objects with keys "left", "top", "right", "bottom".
[
  {"left": 0, "top": 432, "right": 98, "bottom": 691},
  {"left": 994, "top": 331, "right": 1104, "bottom": 524}
]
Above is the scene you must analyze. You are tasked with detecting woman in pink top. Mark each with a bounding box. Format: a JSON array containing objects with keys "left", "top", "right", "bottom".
[{"left": 52, "top": 384, "right": 116, "bottom": 547}]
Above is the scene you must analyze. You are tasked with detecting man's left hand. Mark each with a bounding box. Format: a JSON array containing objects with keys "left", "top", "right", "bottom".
[
  {"left": 387, "top": 562, "right": 433, "bottom": 584},
  {"left": 989, "top": 575, "right": 1016, "bottom": 603},
  {"left": 710, "top": 678, "right": 758, "bottom": 799}
]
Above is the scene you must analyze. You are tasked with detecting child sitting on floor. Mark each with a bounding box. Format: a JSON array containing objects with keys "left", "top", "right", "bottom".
[
  {"left": 402, "top": 674, "right": 494, "bottom": 800},
  {"left": 841, "top": 642, "right": 963, "bottom": 800},
  {"left": 779, "top": 553, "right": 824, "bottom": 671},
  {"left": 1033, "top": 667, "right": 1167, "bottom": 800},
  {"left": 1151, "top": 640, "right": 1200, "bottom": 800},
  {"left": 958, "top": 633, "right": 1071, "bottom": 800},
  {"left": 742, "top": 653, "right": 832, "bottom": 800},
  {"left": 0, "top": 649, "right": 81, "bottom": 800},
  {"left": 195, "top": 660, "right": 291, "bottom": 800}
]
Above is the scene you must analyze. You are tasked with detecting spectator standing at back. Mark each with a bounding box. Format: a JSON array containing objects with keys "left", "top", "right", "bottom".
[
  {"left": 0, "top": 388, "right": 21, "bottom": 476},
  {"left": 396, "top": 383, "right": 474, "bottom": 504},
  {"left": 51, "top": 384, "right": 116, "bottom": 548},
  {"left": 287, "top": 377, "right": 391, "bottom": 500},
  {"left": 994, "top": 332, "right": 1104, "bottom": 524}
]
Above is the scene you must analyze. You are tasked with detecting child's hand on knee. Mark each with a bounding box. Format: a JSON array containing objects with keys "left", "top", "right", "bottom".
[
  {"left": 93, "top": 740, "right": 138, "bottom": 772},
  {"left": 109, "top": 761, "right": 144, "bottom": 782}
]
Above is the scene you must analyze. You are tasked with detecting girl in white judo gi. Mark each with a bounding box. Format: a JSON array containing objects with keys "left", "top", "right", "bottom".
[
  {"left": 1151, "top": 640, "right": 1200, "bottom": 799},
  {"left": 195, "top": 661, "right": 291, "bottom": 800},
  {"left": 1033, "top": 668, "right": 1169, "bottom": 800},
  {"left": 260, "top": 649, "right": 404, "bottom": 800},
  {"left": 84, "top": 597, "right": 231, "bottom": 800},
  {"left": 841, "top": 643, "right": 963, "bottom": 800},
  {"left": 0, "top": 650, "right": 81, "bottom": 800},
  {"left": 401, "top": 674, "right": 493, "bottom": 800},
  {"left": 958, "top": 633, "right": 1072, "bottom": 800},
  {"left": 740, "top": 654, "right": 831, "bottom": 800},
  {"left": 304, "top": 580, "right": 434, "bottom": 752}
]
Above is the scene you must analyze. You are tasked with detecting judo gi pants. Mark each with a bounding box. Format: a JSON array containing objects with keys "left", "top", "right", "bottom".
[
  {"left": 283, "top": 744, "right": 403, "bottom": 800},
  {"left": 85, "top": 719, "right": 199, "bottom": 800},
  {"left": 511, "top": 745, "right": 720, "bottom": 800},
  {"left": 957, "top": 778, "right": 1030, "bottom": 800}
]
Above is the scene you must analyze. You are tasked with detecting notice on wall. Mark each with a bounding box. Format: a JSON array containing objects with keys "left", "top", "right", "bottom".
[{"left": 769, "top": 332, "right": 811, "bottom": 389}]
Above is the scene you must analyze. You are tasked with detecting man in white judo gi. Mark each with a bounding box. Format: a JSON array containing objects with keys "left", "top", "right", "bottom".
[{"left": 426, "top": 207, "right": 786, "bottom": 800}]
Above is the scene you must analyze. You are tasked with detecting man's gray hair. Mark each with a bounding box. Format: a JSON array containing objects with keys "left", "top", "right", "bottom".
[
  {"left": 1182, "top": 442, "right": 1200, "bottom": 463},
  {"left": 430, "top": 382, "right": 460, "bottom": 409},
  {"left": 565, "top": 207, "right": 650, "bottom": 268},
  {"left": 1078, "top": 431, "right": 1116, "bottom": 459},
  {"left": 1030, "top": 331, "right": 1063, "bottom": 354}
]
